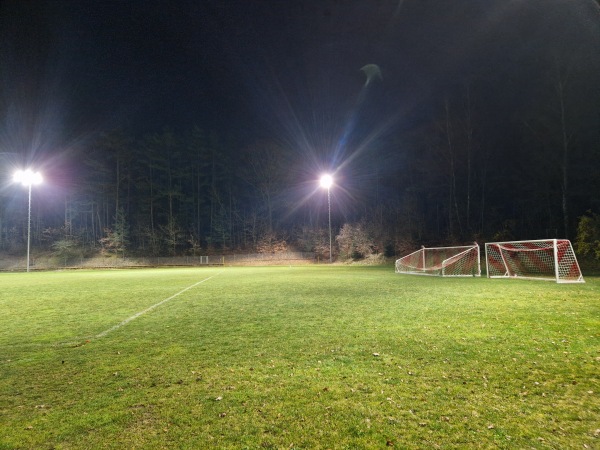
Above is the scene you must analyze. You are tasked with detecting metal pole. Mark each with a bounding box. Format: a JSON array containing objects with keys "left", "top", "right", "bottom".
[
  {"left": 327, "top": 187, "right": 332, "bottom": 263},
  {"left": 27, "top": 183, "right": 32, "bottom": 272}
]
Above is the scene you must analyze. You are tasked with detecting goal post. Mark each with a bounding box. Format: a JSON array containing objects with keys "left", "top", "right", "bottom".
[
  {"left": 485, "top": 239, "right": 584, "bottom": 283},
  {"left": 395, "top": 243, "right": 481, "bottom": 277}
]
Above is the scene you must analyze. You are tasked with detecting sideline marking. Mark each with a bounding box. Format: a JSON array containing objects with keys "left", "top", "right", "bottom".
[{"left": 94, "top": 273, "right": 221, "bottom": 339}]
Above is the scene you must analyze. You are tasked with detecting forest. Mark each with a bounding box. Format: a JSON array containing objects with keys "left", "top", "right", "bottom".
[{"left": 2, "top": 53, "right": 599, "bottom": 263}]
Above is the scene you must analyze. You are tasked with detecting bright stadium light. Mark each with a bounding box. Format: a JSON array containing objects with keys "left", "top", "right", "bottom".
[
  {"left": 319, "top": 174, "right": 333, "bottom": 190},
  {"left": 319, "top": 174, "right": 334, "bottom": 263},
  {"left": 13, "top": 169, "right": 43, "bottom": 272}
]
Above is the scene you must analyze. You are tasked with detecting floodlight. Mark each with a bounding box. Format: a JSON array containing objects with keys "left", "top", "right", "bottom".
[
  {"left": 319, "top": 174, "right": 334, "bottom": 263},
  {"left": 13, "top": 169, "right": 43, "bottom": 187},
  {"left": 13, "top": 169, "right": 43, "bottom": 272},
  {"left": 319, "top": 174, "right": 333, "bottom": 189}
]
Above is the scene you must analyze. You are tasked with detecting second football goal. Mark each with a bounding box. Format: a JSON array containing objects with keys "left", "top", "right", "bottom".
[{"left": 485, "top": 239, "right": 584, "bottom": 283}]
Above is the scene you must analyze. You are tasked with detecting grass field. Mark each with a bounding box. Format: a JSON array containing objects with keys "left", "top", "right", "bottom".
[{"left": 1, "top": 266, "right": 598, "bottom": 449}]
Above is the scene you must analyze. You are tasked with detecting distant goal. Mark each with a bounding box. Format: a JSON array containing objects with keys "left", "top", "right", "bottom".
[
  {"left": 395, "top": 243, "right": 481, "bottom": 277},
  {"left": 485, "top": 239, "right": 584, "bottom": 283}
]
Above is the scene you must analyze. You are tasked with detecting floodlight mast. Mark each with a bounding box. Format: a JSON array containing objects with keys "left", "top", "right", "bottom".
[
  {"left": 13, "top": 169, "right": 43, "bottom": 272},
  {"left": 319, "top": 174, "right": 333, "bottom": 263}
]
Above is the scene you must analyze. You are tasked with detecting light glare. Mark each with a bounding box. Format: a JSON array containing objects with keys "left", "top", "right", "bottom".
[
  {"left": 13, "top": 169, "right": 43, "bottom": 187},
  {"left": 320, "top": 174, "right": 333, "bottom": 189}
]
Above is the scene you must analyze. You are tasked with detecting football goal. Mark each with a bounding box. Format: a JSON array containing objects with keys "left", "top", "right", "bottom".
[
  {"left": 485, "top": 239, "right": 584, "bottom": 283},
  {"left": 395, "top": 243, "right": 481, "bottom": 277}
]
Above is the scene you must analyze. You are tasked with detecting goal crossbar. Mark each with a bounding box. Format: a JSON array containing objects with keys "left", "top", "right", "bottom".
[
  {"left": 485, "top": 239, "right": 584, "bottom": 283},
  {"left": 395, "top": 243, "right": 481, "bottom": 277}
]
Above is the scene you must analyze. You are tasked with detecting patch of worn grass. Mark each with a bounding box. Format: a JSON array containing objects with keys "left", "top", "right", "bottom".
[{"left": 0, "top": 266, "right": 598, "bottom": 449}]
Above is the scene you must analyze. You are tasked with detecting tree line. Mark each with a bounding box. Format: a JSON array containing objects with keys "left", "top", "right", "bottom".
[{"left": 1, "top": 54, "right": 599, "bottom": 262}]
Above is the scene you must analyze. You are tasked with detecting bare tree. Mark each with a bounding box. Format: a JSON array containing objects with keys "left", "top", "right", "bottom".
[{"left": 240, "top": 140, "right": 288, "bottom": 234}]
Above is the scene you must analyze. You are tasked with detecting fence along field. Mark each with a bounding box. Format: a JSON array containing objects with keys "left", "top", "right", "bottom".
[{"left": 1, "top": 266, "right": 598, "bottom": 449}]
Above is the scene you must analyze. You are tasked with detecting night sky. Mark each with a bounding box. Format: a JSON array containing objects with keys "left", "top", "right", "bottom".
[
  {"left": 2, "top": 1, "right": 598, "bottom": 144},
  {"left": 1, "top": 0, "right": 600, "bottom": 248}
]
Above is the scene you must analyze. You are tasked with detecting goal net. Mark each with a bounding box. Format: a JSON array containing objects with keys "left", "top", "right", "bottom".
[
  {"left": 395, "top": 244, "right": 481, "bottom": 277},
  {"left": 485, "top": 239, "right": 584, "bottom": 283}
]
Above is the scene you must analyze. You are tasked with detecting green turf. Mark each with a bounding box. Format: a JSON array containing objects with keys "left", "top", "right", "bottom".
[{"left": 1, "top": 266, "right": 598, "bottom": 449}]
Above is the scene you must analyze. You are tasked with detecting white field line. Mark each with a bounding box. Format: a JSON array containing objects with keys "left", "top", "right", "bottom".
[{"left": 94, "top": 272, "right": 221, "bottom": 340}]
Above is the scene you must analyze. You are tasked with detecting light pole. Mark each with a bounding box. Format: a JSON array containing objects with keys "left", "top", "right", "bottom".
[
  {"left": 319, "top": 174, "right": 333, "bottom": 263},
  {"left": 13, "top": 169, "right": 43, "bottom": 272}
]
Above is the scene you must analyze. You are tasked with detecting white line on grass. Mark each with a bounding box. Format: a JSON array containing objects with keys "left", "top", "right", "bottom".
[{"left": 94, "top": 272, "right": 221, "bottom": 340}]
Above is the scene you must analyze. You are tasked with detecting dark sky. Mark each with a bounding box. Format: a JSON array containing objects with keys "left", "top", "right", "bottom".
[{"left": 1, "top": 0, "right": 600, "bottom": 158}]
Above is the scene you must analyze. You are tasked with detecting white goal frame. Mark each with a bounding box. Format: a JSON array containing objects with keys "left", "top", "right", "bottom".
[
  {"left": 395, "top": 243, "right": 481, "bottom": 277},
  {"left": 485, "top": 239, "right": 584, "bottom": 283}
]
